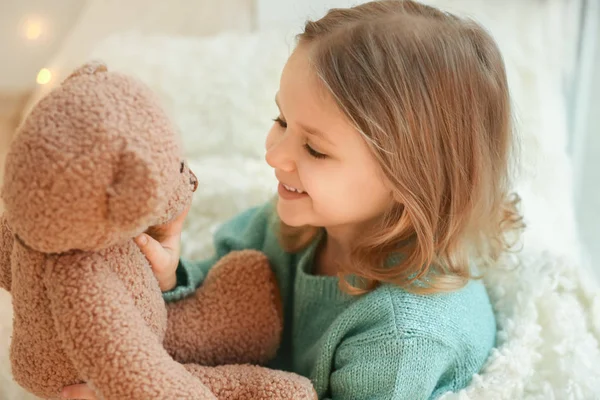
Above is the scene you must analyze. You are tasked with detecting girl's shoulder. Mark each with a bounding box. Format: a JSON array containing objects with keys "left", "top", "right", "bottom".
[
  {"left": 215, "top": 199, "right": 277, "bottom": 239},
  {"left": 205, "top": 199, "right": 281, "bottom": 258},
  {"left": 346, "top": 279, "right": 496, "bottom": 348},
  {"left": 378, "top": 279, "right": 495, "bottom": 334}
]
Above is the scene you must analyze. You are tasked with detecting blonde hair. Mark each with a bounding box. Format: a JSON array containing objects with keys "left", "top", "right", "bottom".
[{"left": 277, "top": 0, "right": 524, "bottom": 295}]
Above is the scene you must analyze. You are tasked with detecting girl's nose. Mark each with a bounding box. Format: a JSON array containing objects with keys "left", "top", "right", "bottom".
[{"left": 265, "top": 132, "right": 296, "bottom": 172}]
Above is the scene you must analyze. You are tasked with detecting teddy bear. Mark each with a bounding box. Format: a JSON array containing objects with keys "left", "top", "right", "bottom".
[{"left": 0, "top": 62, "right": 315, "bottom": 400}]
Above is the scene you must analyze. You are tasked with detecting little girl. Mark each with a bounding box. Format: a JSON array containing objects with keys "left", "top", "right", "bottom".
[{"left": 63, "top": 0, "right": 522, "bottom": 399}]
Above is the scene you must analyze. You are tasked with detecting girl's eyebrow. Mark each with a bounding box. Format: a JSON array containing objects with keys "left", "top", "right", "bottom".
[
  {"left": 298, "top": 123, "right": 334, "bottom": 145},
  {"left": 275, "top": 93, "right": 334, "bottom": 146}
]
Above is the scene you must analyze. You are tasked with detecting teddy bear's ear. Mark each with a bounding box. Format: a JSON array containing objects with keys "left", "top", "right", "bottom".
[
  {"left": 63, "top": 61, "right": 108, "bottom": 83},
  {"left": 107, "top": 148, "right": 163, "bottom": 235}
]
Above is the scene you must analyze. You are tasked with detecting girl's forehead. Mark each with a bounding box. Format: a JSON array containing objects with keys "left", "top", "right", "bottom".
[
  {"left": 281, "top": 48, "right": 319, "bottom": 92},
  {"left": 280, "top": 49, "right": 339, "bottom": 117},
  {"left": 279, "top": 44, "right": 366, "bottom": 150}
]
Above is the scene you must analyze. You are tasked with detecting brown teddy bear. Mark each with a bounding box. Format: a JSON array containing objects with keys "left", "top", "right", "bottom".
[{"left": 0, "top": 62, "right": 315, "bottom": 400}]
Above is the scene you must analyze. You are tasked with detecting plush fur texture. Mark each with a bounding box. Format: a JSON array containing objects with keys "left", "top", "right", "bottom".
[{"left": 0, "top": 63, "right": 315, "bottom": 400}]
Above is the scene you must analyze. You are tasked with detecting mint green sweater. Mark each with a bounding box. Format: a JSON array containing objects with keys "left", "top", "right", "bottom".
[{"left": 163, "top": 201, "right": 496, "bottom": 399}]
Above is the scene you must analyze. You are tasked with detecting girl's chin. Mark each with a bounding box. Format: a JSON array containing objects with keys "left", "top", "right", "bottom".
[
  {"left": 278, "top": 215, "right": 306, "bottom": 227},
  {"left": 276, "top": 207, "right": 309, "bottom": 227}
]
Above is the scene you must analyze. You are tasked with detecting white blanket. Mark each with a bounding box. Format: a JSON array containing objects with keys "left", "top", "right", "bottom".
[{"left": 1, "top": 7, "right": 599, "bottom": 399}]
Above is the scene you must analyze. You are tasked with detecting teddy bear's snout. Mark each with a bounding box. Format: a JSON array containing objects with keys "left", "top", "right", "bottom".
[{"left": 189, "top": 170, "right": 198, "bottom": 192}]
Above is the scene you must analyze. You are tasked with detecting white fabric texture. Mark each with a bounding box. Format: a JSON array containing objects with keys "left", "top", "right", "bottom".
[{"left": 1, "top": 4, "right": 599, "bottom": 399}]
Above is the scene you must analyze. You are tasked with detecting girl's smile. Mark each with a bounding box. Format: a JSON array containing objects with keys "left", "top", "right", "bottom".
[{"left": 278, "top": 182, "right": 309, "bottom": 200}]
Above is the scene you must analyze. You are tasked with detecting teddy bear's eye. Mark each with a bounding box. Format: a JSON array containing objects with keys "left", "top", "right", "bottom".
[{"left": 180, "top": 161, "right": 185, "bottom": 173}]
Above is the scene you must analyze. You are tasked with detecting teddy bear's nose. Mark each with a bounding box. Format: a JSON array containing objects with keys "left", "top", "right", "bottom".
[{"left": 189, "top": 170, "right": 198, "bottom": 192}]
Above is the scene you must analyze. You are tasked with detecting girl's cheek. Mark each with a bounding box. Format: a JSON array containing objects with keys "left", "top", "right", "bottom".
[{"left": 299, "top": 165, "right": 322, "bottom": 195}]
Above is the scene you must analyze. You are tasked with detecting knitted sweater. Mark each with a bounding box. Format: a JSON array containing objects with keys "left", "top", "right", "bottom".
[{"left": 163, "top": 201, "right": 497, "bottom": 399}]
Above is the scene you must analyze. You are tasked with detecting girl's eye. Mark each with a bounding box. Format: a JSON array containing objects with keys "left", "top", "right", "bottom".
[
  {"left": 271, "top": 116, "right": 326, "bottom": 159},
  {"left": 180, "top": 161, "right": 185, "bottom": 173},
  {"left": 273, "top": 117, "right": 287, "bottom": 128},
  {"left": 304, "top": 143, "right": 327, "bottom": 159}
]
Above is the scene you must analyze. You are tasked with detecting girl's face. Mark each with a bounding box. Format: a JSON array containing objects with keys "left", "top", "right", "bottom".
[{"left": 265, "top": 45, "right": 393, "bottom": 233}]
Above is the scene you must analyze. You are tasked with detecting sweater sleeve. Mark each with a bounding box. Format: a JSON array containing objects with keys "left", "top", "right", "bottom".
[
  {"left": 326, "top": 336, "right": 456, "bottom": 400},
  {"left": 162, "top": 201, "right": 274, "bottom": 303}
]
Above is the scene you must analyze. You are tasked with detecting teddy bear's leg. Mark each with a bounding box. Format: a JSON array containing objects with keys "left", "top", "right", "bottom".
[
  {"left": 164, "top": 250, "right": 283, "bottom": 366},
  {"left": 184, "top": 363, "right": 317, "bottom": 400},
  {"left": 0, "top": 214, "right": 13, "bottom": 292}
]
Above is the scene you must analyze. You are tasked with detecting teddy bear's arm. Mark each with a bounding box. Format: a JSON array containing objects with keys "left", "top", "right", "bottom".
[
  {"left": 164, "top": 250, "right": 283, "bottom": 366},
  {"left": 0, "top": 213, "right": 13, "bottom": 292},
  {"left": 43, "top": 251, "right": 218, "bottom": 400}
]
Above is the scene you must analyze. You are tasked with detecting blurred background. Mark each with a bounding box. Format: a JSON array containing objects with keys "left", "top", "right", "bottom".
[
  {"left": 0, "top": 0, "right": 598, "bottom": 267},
  {"left": 0, "top": 1, "right": 599, "bottom": 398}
]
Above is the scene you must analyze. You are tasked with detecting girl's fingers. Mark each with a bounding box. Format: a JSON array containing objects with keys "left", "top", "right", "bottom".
[{"left": 134, "top": 233, "right": 172, "bottom": 274}]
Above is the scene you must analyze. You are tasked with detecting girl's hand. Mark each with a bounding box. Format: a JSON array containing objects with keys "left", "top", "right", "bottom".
[
  {"left": 135, "top": 204, "right": 191, "bottom": 292},
  {"left": 61, "top": 383, "right": 96, "bottom": 399}
]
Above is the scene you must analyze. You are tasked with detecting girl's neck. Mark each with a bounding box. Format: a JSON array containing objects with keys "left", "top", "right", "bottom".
[{"left": 313, "top": 227, "right": 353, "bottom": 277}]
